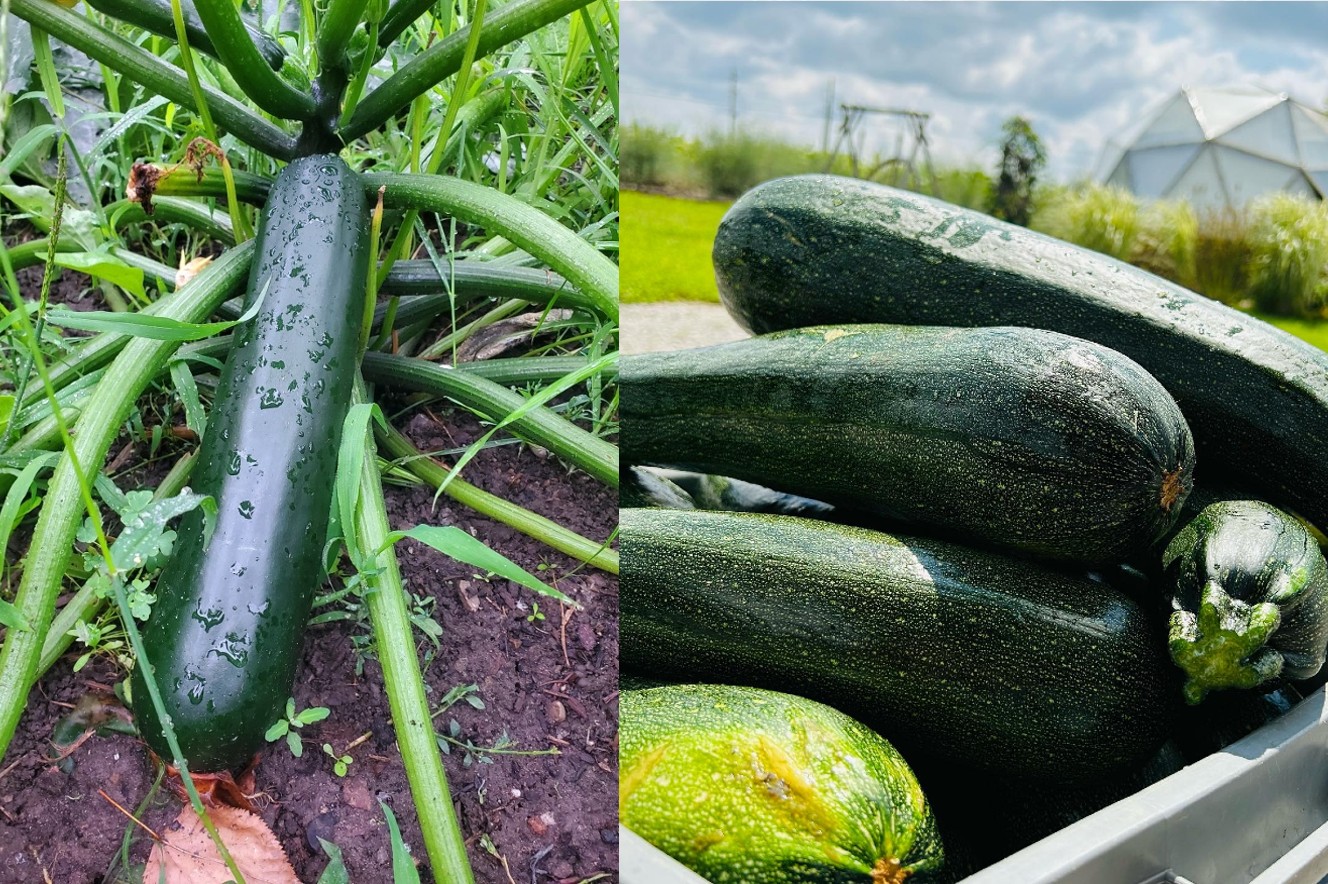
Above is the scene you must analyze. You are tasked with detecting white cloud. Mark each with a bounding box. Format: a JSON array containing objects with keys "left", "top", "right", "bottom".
[{"left": 622, "top": 1, "right": 1328, "bottom": 182}]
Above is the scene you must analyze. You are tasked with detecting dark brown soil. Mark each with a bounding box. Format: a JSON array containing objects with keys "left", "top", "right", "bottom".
[{"left": 0, "top": 403, "right": 619, "bottom": 883}]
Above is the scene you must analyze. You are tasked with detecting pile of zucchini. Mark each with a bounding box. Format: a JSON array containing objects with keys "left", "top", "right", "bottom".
[{"left": 620, "top": 174, "right": 1328, "bottom": 881}]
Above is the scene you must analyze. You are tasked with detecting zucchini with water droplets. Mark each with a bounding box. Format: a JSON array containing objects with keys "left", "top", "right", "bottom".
[{"left": 131, "top": 155, "right": 369, "bottom": 772}]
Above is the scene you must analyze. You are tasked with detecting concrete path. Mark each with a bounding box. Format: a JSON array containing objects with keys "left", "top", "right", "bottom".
[{"left": 621, "top": 302, "right": 749, "bottom": 354}]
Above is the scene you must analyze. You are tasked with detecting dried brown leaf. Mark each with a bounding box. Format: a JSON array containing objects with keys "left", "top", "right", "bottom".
[{"left": 141, "top": 804, "right": 298, "bottom": 884}]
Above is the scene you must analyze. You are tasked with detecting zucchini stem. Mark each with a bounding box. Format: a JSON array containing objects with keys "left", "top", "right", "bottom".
[
  {"left": 365, "top": 172, "right": 618, "bottom": 322},
  {"left": 351, "top": 376, "right": 476, "bottom": 884},
  {"left": 361, "top": 350, "right": 619, "bottom": 487},
  {"left": 7, "top": 0, "right": 297, "bottom": 159},
  {"left": 375, "top": 420, "right": 618, "bottom": 573}
]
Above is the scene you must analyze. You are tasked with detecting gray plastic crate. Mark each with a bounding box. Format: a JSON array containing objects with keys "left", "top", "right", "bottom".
[{"left": 622, "top": 686, "right": 1328, "bottom": 884}]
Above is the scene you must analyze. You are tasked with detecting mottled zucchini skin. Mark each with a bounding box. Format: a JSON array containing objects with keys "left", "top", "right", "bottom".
[
  {"left": 712, "top": 174, "right": 1328, "bottom": 538},
  {"left": 131, "top": 156, "right": 368, "bottom": 772},
  {"left": 620, "top": 508, "right": 1175, "bottom": 785},
  {"left": 621, "top": 325, "right": 1193, "bottom": 564},
  {"left": 621, "top": 683, "right": 945, "bottom": 883},
  {"left": 1163, "top": 500, "right": 1328, "bottom": 703}
]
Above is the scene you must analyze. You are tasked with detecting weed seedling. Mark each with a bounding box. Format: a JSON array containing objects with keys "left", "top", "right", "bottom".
[
  {"left": 264, "top": 698, "right": 330, "bottom": 758},
  {"left": 323, "top": 742, "right": 354, "bottom": 777}
]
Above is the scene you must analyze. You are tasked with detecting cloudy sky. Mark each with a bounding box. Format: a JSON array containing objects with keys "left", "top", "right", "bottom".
[{"left": 621, "top": 2, "right": 1328, "bottom": 182}]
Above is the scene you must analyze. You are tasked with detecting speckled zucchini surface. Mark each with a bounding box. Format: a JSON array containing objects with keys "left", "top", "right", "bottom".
[
  {"left": 621, "top": 683, "right": 944, "bottom": 883},
  {"left": 620, "top": 508, "right": 1175, "bottom": 784},
  {"left": 712, "top": 173, "right": 1328, "bottom": 534},
  {"left": 621, "top": 324, "right": 1193, "bottom": 564}
]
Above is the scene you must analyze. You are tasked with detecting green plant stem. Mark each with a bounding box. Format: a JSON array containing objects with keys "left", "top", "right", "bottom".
[
  {"left": 0, "top": 244, "right": 253, "bottom": 763},
  {"left": 143, "top": 166, "right": 273, "bottom": 206},
  {"left": 377, "top": 0, "right": 434, "bottom": 46},
  {"left": 8, "top": 0, "right": 296, "bottom": 159},
  {"left": 318, "top": 0, "right": 369, "bottom": 72},
  {"left": 360, "top": 350, "right": 618, "bottom": 486},
  {"left": 379, "top": 262, "right": 584, "bottom": 311},
  {"left": 191, "top": 0, "right": 316, "bottom": 120},
  {"left": 36, "top": 452, "right": 197, "bottom": 682},
  {"left": 351, "top": 377, "right": 475, "bottom": 884},
  {"left": 415, "top": 298, "right": 527, "bottom": 360},
  {"left": 365, "top": 173, "right": 618, "bottom": 321},
  {"left": 376, "top": 421, "right": 616, "bottom": 573},
  {"left": 85, "top": 0, "right": 286, "bottom": 68},
  {"left": 169, "top": 0, "right": 220, "bottom": 145},
  {"left": 341, "top": 0, "right": 592, "bottom": 142}
]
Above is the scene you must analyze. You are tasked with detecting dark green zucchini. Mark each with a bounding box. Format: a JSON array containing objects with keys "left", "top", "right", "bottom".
[
  {"left": 621, "top": 325, "right": 1193, "bottom": 564},
  {"left": 86, "top": 0, "right": 285, "bottom": 69},
  {"left": 712, "top": 174, "right": 1328, "bottom": 536},
  {"left": 620, "top": 508, "right": 1176, "bottom": 784},
  {"left": 621, "top": 683, "right": 945, "bottom": 883},
  {"left": 1163, "top": 500, "right": 1328, "bottom": 703},
  {"left": 131, "top": 156, "right": 368, "bottom": 772}
]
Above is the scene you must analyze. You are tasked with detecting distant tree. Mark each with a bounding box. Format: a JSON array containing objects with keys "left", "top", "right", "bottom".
[{"left": 988, "top": 116, "right": 1046, "bottom": 227}]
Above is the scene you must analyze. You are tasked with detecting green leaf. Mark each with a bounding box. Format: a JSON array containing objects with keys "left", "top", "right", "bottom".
[
  {"left": 288, "top": 730, "right": 303, "bottom": 758},
  {"left": 0, "top": 124, "right": 58, "bottom": 180},
  {"left": 0, "top": 183, "right": 98, "bottom": 248},
  {"left": 0, "top": 451, "right": 58, "bottom": 567},
  {"left": 316, "top": 838, "right": 351, "bottom": 884},
  {"left": 266, "top": 718, "right": 289, "bottom": 741},
  {"left": 379, "top": 801, "right": 422, "bottom": 884},
  {"left": 0, "top": 598, "right": 31, "bottom": 632},
  {"left": 109, "top": 491, "right": 212, "bottom": 574},
  {"left": 44, "top": 278, "right": 269, "bottom": 341},
  {"left": 298, "top": 706, "right": 331, "bottom": 725},
  {"left": 335, "top": 402, "right": 388, "bottom": 569},
  {"left": 53, "top": 251, "right": 146, "bottom": 300},
  {"left": 170, "top": 359, "right": 207, "bottom": 437},
  {"left": 388, "top": 524, "right": 575, "bottom": 606},
  {"left": 30, "top": 27, "right": 65, "bottom": 118}
]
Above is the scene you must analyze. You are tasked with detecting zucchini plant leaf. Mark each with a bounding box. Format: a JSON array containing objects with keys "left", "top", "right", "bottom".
[
  {"left": 53, "top": 251, "right": 146, "bottom": 300},
  {"left": 388, "top": 524, "right": 576, "bottom": 607},
  {"left": 0, "top": 183, "right": 99, "bottom": 248}
]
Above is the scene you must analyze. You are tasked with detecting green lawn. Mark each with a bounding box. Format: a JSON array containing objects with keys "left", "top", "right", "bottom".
[
  {"left": 622, "top": 190, "right": 732, "bottom": 303},
  {"left": 620, "top": 192, "right": 1328, "bottom": 353},
  {"left": 1265, "top": 314, "right": 1328, "bottom": 351}
]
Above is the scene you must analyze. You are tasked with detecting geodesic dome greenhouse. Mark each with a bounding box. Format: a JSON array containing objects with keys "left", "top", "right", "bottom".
[{"left": 1101, "top": 86, "right": 1328, "bottom": 212}]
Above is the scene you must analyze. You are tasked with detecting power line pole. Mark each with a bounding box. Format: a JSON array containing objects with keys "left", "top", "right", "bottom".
[{"left": 822, "top": 79, "right": 835, "bottom": 153}]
